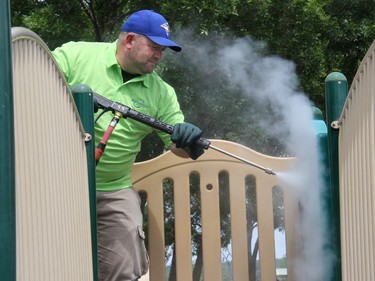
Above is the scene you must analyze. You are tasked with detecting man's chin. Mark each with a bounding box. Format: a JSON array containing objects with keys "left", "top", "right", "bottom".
[{"left": 143, "top": 67, "right": 156, "bottom": 74}]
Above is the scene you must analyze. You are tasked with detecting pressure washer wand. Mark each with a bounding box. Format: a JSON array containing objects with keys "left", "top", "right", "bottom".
[
  {"left": 208, "top": 145, "right": 276, "bottom": 175},
  {"left": 93, "top": 93, "right": 276, "bottom": 175}
]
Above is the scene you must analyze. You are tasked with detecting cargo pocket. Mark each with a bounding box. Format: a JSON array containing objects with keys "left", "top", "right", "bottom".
[{"left": 137, "top": 225, "right": 149, "bottom": 277}]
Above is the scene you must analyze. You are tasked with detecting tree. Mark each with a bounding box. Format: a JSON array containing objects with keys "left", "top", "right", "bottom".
[
  {"left": 11, "top": 0, "right": 93, "bottom": 49},
  {"left": 77, "top": 0, "right": 140, "bottom": 41},
  {"left": 323, "top": 0, "right": 375, "bottom": 85},
  {"left": 221, "top": 0, "right": 331, "bottom": 109},
  {"left": 12, "top": 0, "right": 375, "bottom": 107}
]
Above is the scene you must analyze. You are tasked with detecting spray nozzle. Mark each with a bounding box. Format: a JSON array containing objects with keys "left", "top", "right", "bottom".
[{"left": 264, "top": 168, "right": 277, "bottom": 176}]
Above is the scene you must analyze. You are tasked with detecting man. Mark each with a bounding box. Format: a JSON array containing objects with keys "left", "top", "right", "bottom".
[{"left": 52, "top": 9, "right": 204, "bottom": 281}]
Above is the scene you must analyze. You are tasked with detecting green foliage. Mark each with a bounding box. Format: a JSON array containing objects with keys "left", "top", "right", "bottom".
[
  {"left": 12, "top": 0, "right": 375, "bottom": 110},
  {"left": 77, "top": 0, "right": 135, "bottom": 41},
  {"left": 324, "top": 0, "right": 375, "bottom": 85},
  {"left": 160, "top": 0, "right": 239, "bottom": 35},
  {"left": 224, "top": 0, "right": 331, "bottom": 109},
  {"left": 11, "top": 0, "right": 93, "bottom": 49}
]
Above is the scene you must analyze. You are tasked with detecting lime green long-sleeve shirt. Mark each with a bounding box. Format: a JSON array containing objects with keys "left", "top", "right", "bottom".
[{"left": 52, "top": 41, "right": 184, "bottom": 191}]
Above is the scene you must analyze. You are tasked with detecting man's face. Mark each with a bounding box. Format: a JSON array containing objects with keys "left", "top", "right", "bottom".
[{"left": 119, "top": 33, "right": 167, "bottom": 75}]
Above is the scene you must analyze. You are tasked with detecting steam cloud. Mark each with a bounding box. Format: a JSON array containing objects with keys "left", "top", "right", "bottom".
[{"left": 167, "top": 30, "right": 334, "bottom": 281}]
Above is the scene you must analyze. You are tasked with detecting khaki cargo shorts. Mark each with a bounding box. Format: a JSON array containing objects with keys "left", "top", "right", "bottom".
[{"left": 97, "top": 187, "right": 149, "bottom": 281}]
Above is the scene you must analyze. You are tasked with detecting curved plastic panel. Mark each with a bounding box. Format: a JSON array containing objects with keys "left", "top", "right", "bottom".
[
  {"left": 12, "top": 27, "right": 93, "bottom": 281},
  {"left": 338, "top": 40, "right": 375, "bottom": 281},
  {"left": 132, "top": 139, "right": 300, "bottom": 281}
]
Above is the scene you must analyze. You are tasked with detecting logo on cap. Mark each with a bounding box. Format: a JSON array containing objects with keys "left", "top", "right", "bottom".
[{"left": 160, "top": 23, "right": 170, "bottom": 37}]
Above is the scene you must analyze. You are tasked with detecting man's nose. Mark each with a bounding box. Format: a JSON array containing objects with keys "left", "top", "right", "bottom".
[{"left": 154, "top": 49, "right": 163, "bottom": 60}]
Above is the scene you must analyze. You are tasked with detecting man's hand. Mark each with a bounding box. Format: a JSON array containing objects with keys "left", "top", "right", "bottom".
[
  {"left": 171, "top": 123, "right": 205, "bottom": 160},
  {"left": 171, "top": 123, "right": 202, "bottom": 148}
]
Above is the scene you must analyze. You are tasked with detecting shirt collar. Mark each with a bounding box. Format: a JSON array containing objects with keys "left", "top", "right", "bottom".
[{"left": 106, "top": 41, "right": 119, "bottom": 68}]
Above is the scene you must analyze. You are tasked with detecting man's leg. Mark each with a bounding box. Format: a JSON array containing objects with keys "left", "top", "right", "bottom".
[{"left": 97, "top": 187, "right": 149, "bottom": 281}]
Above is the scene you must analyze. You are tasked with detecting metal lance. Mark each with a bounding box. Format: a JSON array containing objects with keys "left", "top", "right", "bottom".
[{"left": 208, "top": 145, "right": 276, "bottom": 175}]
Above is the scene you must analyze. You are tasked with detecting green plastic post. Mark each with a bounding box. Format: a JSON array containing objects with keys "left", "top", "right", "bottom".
[
  {"left": 71, "top": 84, "right": 98, "bottom": 281},
  {"left": 312, "top": 107, "right": 329, "bottom": 208},
  {"left": 0, "top": 1, "right": 16, "bottom": 280},
  {"left": 325, "top": 72, "right": 348, "bottom": 281},
  {"left": 313, "top": 107, "right": 332, "bottom": 280},
  {"left": 312, "top": 107, "right": 329, "bottom": 200}
]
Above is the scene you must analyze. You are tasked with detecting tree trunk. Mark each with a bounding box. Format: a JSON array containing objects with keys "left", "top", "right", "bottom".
[
  {"left": 248, "top": 239, "right": 259, "bottom": 281},
  {"left": 248, "top": 254, "right": 257, "bottom": 281},
  {"left": 168, "top": 246, "right": 177, "bottom": 281},
  {"left": 193, "top": 242, "right": 203, "bottom": 281}
]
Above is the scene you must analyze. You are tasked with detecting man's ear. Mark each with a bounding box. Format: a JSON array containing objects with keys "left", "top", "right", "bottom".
[{"left": 124, "top": 33, "right": 136, "bottom": 48}]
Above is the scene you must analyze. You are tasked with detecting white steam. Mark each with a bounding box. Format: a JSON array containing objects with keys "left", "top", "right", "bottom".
[
  {"left": 169, "top": 33, "right": 333, "bottom": 280},
  {"left": 218, "top": 37, "right": 332, "bottom": 281}
]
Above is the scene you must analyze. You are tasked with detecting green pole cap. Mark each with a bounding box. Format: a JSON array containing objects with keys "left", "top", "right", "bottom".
[
  {"left": 312, "top": 107, "right": 323, "bottom": 120},
  {"left": 71, "top": 83, "right": 92, "bottom": 94},
  {"left": 325, "top": 72, "right": 347, "bottom": 83}
]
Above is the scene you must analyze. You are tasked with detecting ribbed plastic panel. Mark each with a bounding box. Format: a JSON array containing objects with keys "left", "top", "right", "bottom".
[
  {"left": 339, "top": 40, "right": 375, "bottom": 281},
  {"left": 12, "top": 27, "right": 93, "bottom": 281}
]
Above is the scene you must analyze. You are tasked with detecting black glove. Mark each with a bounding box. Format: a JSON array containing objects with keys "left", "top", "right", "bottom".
[
  {"left": 171, "top": 123, "right": 205, "bottom": 160},
  {"left": 187, "top": 144, "right": 205, "bottom": 160}
]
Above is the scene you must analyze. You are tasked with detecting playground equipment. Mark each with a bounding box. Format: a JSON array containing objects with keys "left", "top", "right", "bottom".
[
  {"left": 327, "top": 42, "right": 375, "bottom": 281},
  {"left": 2, "top": 9, "right": 375, "bottom": 280}
]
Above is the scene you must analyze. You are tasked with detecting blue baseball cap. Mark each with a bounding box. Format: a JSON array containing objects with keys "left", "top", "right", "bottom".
[{"left": 121, "top": 10, "right": 182, "bottom": 52}]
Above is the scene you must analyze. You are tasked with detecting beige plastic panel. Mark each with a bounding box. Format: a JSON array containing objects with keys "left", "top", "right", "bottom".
[
  {"left": 12, "top": 27, "right": 93, "bottom": 281},
  {"left": 338, "top": 40, "right": 375, "bottom": 281},
  {"left": 132, "top": 139, "right": 300, "bottom": 281}
]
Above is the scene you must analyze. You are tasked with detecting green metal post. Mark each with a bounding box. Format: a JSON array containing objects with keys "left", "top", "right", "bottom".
[
  {"left": 71, "top": 84, "right": 98, "bottom": 281},
  {"left": 325, "top": 72, "right": 348, "bottom": 281},
  {"left": 0, "top": 0, "right": 16, "bottom": 280}
]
